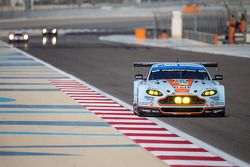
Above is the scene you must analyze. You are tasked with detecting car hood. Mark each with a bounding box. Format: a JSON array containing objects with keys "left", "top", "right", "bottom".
[{"left": 146, "top": 79, "right": 217, "bottom": 95}]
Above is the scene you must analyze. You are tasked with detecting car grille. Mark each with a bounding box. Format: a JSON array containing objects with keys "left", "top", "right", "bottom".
[
  {"left": 158, "top": 95, "right": 205, "bottom": 105},
  {"left": 160, "top": 108, "right": 204, "bottom": 113}
]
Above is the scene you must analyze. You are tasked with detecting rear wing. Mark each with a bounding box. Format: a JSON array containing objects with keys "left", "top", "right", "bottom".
[
  {"left": 133, "top": 62, "right": 161, "bottom": 68},
  {"left": 133, "top": 62, "right": 219, "bottom": 71},
  {"left": 133, "top": 62, "right": 218, "bottom": 68},
  {"left": 133, "top": 62, "right": 221, "bottom": 80}
]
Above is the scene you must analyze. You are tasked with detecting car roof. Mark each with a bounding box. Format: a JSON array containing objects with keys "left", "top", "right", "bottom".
[
  {"left": 13, "top": 31, "right": 24, "bottom": 34},
  {"left": 151, "top": 63, "right": 206, "bottom": 71}
]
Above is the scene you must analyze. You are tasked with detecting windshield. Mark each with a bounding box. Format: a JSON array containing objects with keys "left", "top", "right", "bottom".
[{"left": 149, "top": 69, "right": 210, "bottom": 80}]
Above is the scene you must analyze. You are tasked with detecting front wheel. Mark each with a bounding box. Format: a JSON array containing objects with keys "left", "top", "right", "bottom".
[
  {"left": 133, "top": 104, "right": 145, "bottom": 117},
  {"left": 215, "top": 110, "right": 225, "bottom": 117}
]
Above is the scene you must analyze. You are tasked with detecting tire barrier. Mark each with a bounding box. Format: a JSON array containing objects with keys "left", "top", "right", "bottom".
[{"left": 183, "top": 30, "right": 219, "bottom": 44}]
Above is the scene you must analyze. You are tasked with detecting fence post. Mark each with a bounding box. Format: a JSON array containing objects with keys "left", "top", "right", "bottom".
[
  {"left": 171, "top": 11, "right": 182, "bottom": 39},
  {"left": 153, "top": 12, "right": 159, "bottom": 39},
  {"left": 25, "top": 0, "right": 33, "bottom": 11}
]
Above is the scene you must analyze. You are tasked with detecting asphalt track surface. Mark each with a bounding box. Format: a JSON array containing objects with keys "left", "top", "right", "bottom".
[{"left": 6, "top": 34, "right": 249, "bottom": 164}]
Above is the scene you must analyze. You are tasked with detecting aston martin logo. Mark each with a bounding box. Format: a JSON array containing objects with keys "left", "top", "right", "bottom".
[
  {"left": 168, "top": 79, "right": 193, "bottom": 86},
  {"left": 168, "top": 79, "right": 194, "bottom": 92},
  {"left": 175, "top": 80, "right": 189, "bottom": 85}
]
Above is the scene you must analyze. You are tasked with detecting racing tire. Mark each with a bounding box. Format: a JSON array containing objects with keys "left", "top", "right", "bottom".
[
  {"left": 133, "top": 105, "right": 145, "bottom": 117},
  {"left": 215, "top": 111, "right": 225, "bottom": 117},
  {"left": 209, "top": 108, "right": 225, "bottom": 117}
]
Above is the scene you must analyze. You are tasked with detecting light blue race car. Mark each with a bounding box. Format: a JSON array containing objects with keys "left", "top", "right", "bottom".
[{"left": 133, "top": 62, "right": 225, "bottom": 117}]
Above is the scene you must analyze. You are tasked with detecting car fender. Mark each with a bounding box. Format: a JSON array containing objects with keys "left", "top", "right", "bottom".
[{"left": 133, "top": 80, "right": 144, "bottom": 103}]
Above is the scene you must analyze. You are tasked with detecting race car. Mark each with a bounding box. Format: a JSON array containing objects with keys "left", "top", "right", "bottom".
[
  {"left": 8, "top": 32, "right": 29, "bottom": 43},
  {"left": 42, "top": 27, "right": 57, "bottom": 36},
  {"left": 133, "top": 62, "right": 225, "bottom": 116}
]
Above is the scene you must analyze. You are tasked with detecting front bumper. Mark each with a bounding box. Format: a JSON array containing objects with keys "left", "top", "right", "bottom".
[
  {"left": 9, "top": 39, "right": 28, "bottom": 43},
  {"left": 136, "top": 106, "right": 225, "bottom": 116},
  {"left": 42, "top": 32, "right": 57, "bottom": 36}
]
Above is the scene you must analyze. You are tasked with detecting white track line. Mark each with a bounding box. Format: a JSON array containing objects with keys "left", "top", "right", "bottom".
[
  {"left": 162, "top": 160, "right": 233, "bottom": 166},
  {"left": 111, "top": 125, "right": 163, "bottom": 128},
  {"left": 118, "top": 130, "right": 173, "bottom": 134},
  {"left": 128, "top": 136, "right": 184, "bottom": 141},
  {"left": 151, "top": 151, "right": 215, "bottom": 157},
  {"left": 138, "top": 143, "right": 200, "bottom": 149}
]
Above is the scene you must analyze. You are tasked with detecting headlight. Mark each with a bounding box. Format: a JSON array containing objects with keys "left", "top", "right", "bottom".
[
  {"left": 42, "top": 28, "right": 47, "bottom": 34},
  {"left": 201, "top": 90, "right": 217, "bottom": 96},
  {"left": 146, "top": 89, "right": 163, "bottom": 96},
  {"left": 174, "top": 97, "right": 182, "bottom": 104},
  {"left": 182, "top": 97, "right": 191, "bottom": 104},
  {"left": 52, "top": 29, "right": 57, "bottom": 34},
  {"left": 174, "top": 96, "right": 191, "bottom": 104},
  {"left": 9, "top": 34, "right": 14, "bottom": 40},
  {"left": 23, "top": 34, "right": 29, "bottom": 40}
]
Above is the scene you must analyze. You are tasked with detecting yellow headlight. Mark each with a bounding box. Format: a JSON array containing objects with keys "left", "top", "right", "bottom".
[
  {"left": 202, "top": 90, "right": 217, "bottom": 96},
  {"left": 209, "top": 90, "right": 216, "bottom": 95},
  {"left": 174, "top": 97, "right": 182, "bottom": 104},
  {"left": 146, "top": 90, "right": 163, "bottom": 96},
  {"left": 148, "top": 90, "right": 154, "bottom": 95},
  {"left": 183, "top": 97, "right": 191, "bottom": 104},
  {"left": 154, "top": 91, "right": 159, "bottom": 96}
]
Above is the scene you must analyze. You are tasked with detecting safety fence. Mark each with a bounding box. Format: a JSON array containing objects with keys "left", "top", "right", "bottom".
[
  {"left": 182, "top": 10, "right": 228, "bottom": 35},
  {"left": 154, "top": 9, "right": 229, "bottom": 36},
  {"left": 152, "top": 1, "right": 250, "bottom": 44},
  {"left": 183, "top": 30, "right": 218, "bottom": 44}
]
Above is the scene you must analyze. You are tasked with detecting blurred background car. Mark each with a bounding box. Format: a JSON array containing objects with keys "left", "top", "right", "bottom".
[
  {"left": 42, "top": 27, "right": 58, "bottom": 36},
  {"left": 8, "top": 32, "right": 29, "bottom": 43}
]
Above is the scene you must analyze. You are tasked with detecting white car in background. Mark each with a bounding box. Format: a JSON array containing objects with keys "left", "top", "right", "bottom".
[{"left": 8, "top": 32, "right": 29, "bottom": 43}]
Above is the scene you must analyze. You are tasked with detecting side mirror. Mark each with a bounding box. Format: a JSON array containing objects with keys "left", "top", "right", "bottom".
[
  {"left": 214, "top": 75, "right": 223, "bottom": 80},
  {"left": 135, "top": 74, "right": 143, "bottom": 80}
]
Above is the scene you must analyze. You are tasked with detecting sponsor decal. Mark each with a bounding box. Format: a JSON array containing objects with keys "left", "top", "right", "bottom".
[
  {"left": 210, "top": 102, "right": 215, "bottom": 106},
  {"left": 168, "top": 79, "right": 193, "bottom": 93},
  {"left": 205, "top": 110, "right": 213, "bottom": 114},
  {"left": 216, "top": 102, "right": 225, "bottom": 106},
  {"left": 210, "top": 96, "right": 219, "bottom": 100},
  {"left": 144, "top": 96, "right": 155, "bottom": 101},
  {"left": 149, "top": 101, "right": 154, "bottom": 107},
  {"left": 168, "top": 79, "right": 194, "bottom": 87},
  {"left": 138, "top": 102, "right": 149, "bottom": 106}
]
